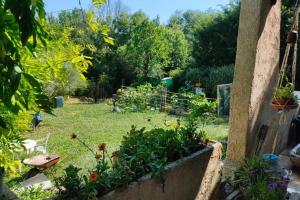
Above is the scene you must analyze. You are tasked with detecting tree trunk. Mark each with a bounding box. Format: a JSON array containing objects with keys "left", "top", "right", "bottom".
[
  {"left": 0, "top": 168, "right": 4, "bottom": 196},
  {"left": 95, "top": 79, "right": 100, "bottom": 103}
]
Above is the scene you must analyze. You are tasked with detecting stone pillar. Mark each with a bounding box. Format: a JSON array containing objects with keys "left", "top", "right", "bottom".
[{"left": 226, "top": 0, "right": 282, "bottom": 165}]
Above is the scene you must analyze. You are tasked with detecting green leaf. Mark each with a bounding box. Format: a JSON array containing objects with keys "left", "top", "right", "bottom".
[
  {"left": 104, "top": 37, "right": 115, "bottom": 45},
  {"left": 22, "top": 73, "right": 42, "bottom": 91},
  {"left": 92, "top": 0, "right": 107, "bottom": 7},
  {"left": 71, "top": 56, "right": 84, "bottom": 63},
  {"left": 11, "top": 95, "right": 15, "bottom": 106},
  {"left": 87, "top": 11, "right": 98, "bottom": 32}
]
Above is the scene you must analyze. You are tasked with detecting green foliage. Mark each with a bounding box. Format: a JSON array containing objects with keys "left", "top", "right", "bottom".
[
  {"left": 15, "top": 186, "right": 54, "bottom": 200},
  {"left": 116, "top": 84, "right": 153, "bottom": 112},
  {"left": 274, "top": 83, "right": 295, "bottom": 99},
  {"left": 234, "top": 157, "right": 289, "bottom": 200},
  {"left": 192, "top": 2, "right": 240, "bottom": 67},
  {"left": 120, "top": 20, "right": 170, "bottom": 82},
  {"left": 12, "top": 112, "right": 32, "bottom": 133},
  {"left": 0, "top": 0, "right": 53, "bottom": 182},
  {"left": 189, "top": 93, "right": 217, "bottom": 118},
  {"left": 23, "top": 27, "right": 91, "bottom": 98},
  {"left": 184, "top": 65, "right": 234, "bottom": 97},
  {"left": 0, "top": 0, "right": 52, "bottom": 117},
  {"left": 55, "top": 165, "right": 84, "bottom": 199},
  {"left": 0, "top": 128, "right": 23, "bottom": 175}
]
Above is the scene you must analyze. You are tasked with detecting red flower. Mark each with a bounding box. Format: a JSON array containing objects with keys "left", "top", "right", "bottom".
[
  {"left": 95, "top": 154, "right": 102, "bottom": 160},
  {"left": 89, "top": 172, "right": 99, "bottom": 182},
  {"left": 98, "top": 143, "right": 106, "bottom": 151}
]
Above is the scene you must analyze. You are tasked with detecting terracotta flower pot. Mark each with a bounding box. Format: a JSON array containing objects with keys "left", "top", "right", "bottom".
[
  {"left": 271, "top": 98, "right": 298, "bottom": 110},
  {"left": 272, "top": 98, "right": 294, "bottom": 105}
]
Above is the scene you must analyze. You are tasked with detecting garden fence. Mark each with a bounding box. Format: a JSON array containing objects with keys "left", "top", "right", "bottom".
[{"left": 114, "top": 86, "right": 216, "bottom": 115}]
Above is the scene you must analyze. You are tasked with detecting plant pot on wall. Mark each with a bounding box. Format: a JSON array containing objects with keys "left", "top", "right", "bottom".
[
  {"left": 271, "top": 98, "right": 298, "bottom": 110},
  {"left": 272, "top": 83, "right": 298, "bottom": 110}
]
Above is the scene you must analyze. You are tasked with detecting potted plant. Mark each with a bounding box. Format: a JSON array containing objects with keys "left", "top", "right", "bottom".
[
  {"left": 272, "top": 83, "right": 298, "bottom": 110},
  {"left": 234, "top": 157, "right": 290, "bottom": 200}
]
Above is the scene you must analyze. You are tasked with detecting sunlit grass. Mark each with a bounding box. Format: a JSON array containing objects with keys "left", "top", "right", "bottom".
[{"left": 21, "top": 103, "right": 228, "bottom": 177}]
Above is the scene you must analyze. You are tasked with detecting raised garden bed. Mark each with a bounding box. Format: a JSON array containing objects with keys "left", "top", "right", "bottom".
[{"left": 99, "top": 141, "right": 222, "bottom": 200}]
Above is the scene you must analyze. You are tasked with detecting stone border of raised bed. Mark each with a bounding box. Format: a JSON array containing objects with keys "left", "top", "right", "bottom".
[{"left": 99, "top": 141, "right": 223, "bottom": 200}]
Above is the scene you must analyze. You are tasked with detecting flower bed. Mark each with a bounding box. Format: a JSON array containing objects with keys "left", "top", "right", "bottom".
[
  {"left": 233, "top": 157, "right": 289, "bottom": 200},
  {"left": 55, "top": 121, "right": 223, "bottom": 200},
  {"left": 100, "top": 141, "right": 222, "bottom": 200}
]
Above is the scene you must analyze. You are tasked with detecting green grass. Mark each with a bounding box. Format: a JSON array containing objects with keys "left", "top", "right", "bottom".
[{"left": 22, "top": 103, "right": 228, "bottom": 176}]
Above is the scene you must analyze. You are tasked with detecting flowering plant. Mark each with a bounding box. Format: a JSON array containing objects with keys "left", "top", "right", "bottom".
[
  {"left": 234, "top": 157, "right": 289, "bottom": 200},
  {"left": 56, "top": 119, "right": 206, "bottom": 199}
]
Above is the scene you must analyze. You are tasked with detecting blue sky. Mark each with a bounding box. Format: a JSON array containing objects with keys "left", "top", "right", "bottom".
[{"left": 44, "top": 0, "right": 230, "bottom": 23}]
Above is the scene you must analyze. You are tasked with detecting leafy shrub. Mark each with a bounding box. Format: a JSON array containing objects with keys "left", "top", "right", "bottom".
[
  {"left": 57, "top": 121, "right": 207, "bottom": 199},
  {"left": 184, "top": 65, "right": 234, "bottom": 97},
  {"left": 54, "top": 165, "right": 84, "bottom": 199},
  {"left": 116, "top": 84, "right": 153, "bottom": 112},
  {"left": 44, "top": 64, "right": 87, "bottom": 98},
  {"left": 188, "top": 93, "right": 218, "bottom": 118},
  {"left": 14, "top": 112, "right": 32, "bottom": 132},
  {"left": 0, "top": 107, "right": 24, "bottom": 176},
  {"left": 15, "top": 186, "right": 54, "bottom": 200},
  {"left": 234, "top": 157, "right": 289, "bottom": 200}
]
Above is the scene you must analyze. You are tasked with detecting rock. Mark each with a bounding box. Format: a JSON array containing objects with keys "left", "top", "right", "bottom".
[
  {"left": 170, "top": 107, "right": 186, "bottom": 115},
  {"left": 1, "top": 184, "right": 20, "bottom": 200},
  {"left": 113, "top": 106, "right": 122, "bottom": 113},
  {"left": 22, "top": 173, "right": 52, "bottom": 191}
]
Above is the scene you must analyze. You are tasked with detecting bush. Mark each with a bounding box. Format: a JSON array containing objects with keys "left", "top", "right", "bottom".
[
  {"left": 116, "top": 84, "right": 153, "bottom": 112},
  {"left": 184, "top": 65, "right": 234, "bottom": 97},
  {"left": 14, "top": 112, "right": 33, "bottom": 132},
  {"left": 189, "top": 93, "right": 218, "bottom": 118},
  {"left": 14, "top": 186, "right": 54, "bottom": 200},
  {"left": 45, "top": 64, "right": 87, "bottom": 98},
  {"left": 234, "top": 157, "right": 289, "bottom": 200},
  {"left": 54, "top": 165, "right": 84, "bottom": 199}
]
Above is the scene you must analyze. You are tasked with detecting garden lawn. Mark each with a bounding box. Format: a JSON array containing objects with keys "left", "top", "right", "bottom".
[{"left": 23, "top": 102, "right": 228, "bottom": 176}]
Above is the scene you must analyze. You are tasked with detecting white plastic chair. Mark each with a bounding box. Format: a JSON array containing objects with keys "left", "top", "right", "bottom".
[{"left": 34, "top": 133, "right": 51, "bottom": 154}]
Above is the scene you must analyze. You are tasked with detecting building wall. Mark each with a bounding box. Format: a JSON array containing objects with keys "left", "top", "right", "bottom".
[{"left": 226, "top": 0, "right": 297, "bottom": 163}]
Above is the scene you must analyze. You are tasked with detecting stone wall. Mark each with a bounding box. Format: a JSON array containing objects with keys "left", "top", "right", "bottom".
[
  {"left": 99, "top": 142, "right": 222, "bottom": 200},
  {"left": 226, "top": 0, "right": 295, "bottom": 163}
]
